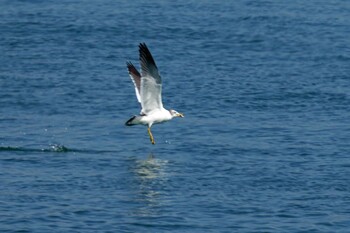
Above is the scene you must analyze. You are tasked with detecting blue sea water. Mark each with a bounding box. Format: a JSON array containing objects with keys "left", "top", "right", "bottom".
[{"left": 1, "top": 0, "right": 350, "bottom": 232}]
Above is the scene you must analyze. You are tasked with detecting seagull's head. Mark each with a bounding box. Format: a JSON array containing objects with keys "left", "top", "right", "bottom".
[{"left": 169, "top": 109, "right": 184, "bottom": 118}]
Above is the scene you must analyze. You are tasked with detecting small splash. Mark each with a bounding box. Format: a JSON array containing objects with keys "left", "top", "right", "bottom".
[{"left": 49, "top": 144, "right": 69, "bottom": 152}]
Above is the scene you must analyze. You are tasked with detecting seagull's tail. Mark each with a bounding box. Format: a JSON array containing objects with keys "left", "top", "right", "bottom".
[{"left": 125, "top": 116, "right": 137, "bottom": 126}]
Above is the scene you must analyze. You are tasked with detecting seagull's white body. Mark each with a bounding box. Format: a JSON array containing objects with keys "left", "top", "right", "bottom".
[
  {"left": 132, "top": 109, "right": 173, "bottom": 126},
  {"left": 125, "top": 43, "right": 184, "bottom": 144}
]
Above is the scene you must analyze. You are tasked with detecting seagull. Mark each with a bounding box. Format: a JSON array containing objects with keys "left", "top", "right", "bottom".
[{"left": 125, "top": 43, "right": 184, "bottom": 144}]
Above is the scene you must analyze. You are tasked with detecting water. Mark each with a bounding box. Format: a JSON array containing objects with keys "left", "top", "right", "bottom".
[{"left": 1, "top": 0, "right": 350, "bottom": 232}]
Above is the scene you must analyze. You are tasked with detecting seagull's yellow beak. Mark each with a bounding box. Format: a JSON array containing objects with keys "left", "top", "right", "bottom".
[{"left": 177, "top": 113, "right": 184, "bottom": 118}]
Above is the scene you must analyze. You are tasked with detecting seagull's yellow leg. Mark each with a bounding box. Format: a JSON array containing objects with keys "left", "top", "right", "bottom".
[{"left": 147, "top": 127, "right": 155, "bottom": 145}]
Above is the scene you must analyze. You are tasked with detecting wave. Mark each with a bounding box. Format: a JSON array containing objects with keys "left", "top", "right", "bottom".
[
  {"left": 0, "top": 144, "right": 119, "bottom": 154},
  {"left": 0, "top": 144, "right": 72, "bottom": 153}
]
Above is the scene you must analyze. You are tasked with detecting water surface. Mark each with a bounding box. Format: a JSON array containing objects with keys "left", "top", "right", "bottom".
[{"left": 1, "top": 0, "right": 350, "bottom": 232}]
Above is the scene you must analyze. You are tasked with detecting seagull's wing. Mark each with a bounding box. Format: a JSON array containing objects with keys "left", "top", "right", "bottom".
[
  {"left": 126, "top": 61, "right": 141, "bottom": 103},
  {"left": 139, "top": 43, "right": 163, "bottom": 114}
]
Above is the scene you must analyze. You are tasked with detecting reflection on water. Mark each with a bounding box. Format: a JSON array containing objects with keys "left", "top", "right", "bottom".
[
  {"left": 134, "top": 153, "right": 168, "bottom": 179},
  {"left": 130, "top": 153, "right": 169, "bottom": 217}
]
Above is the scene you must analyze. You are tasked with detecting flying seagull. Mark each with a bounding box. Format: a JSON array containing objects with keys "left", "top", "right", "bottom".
[{"left": 125, "top": 43, "right": 184, "bottom": 144}]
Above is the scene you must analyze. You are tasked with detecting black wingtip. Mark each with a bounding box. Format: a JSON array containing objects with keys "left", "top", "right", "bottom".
[
  {"left": 126, "top": 61, "right": 141, "bottom": 80},
  {"left": 138, "top": 43, "right": 147, "bottom": 57},
  {"left": 139, "top": 42, "right": 147, "bottom": 49},
  {"left": 126, "top": 61, "right": 133, "bottom": 74},
  {"left": 126, "top": 61, "right": 133, "bottom": 69},
  {"left": 139, "top": 43, "right": 149, "bottom": 57},
  {"left": 139, "top": 42, "right": 157, "bottom": 70}
]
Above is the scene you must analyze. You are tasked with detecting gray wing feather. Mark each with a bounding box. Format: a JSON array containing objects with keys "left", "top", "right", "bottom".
[
  {"left": 126, "top": 62, "right": 141, "bottom": 103},
  {"left": 139, "top": 43, "right": 163, "bottom": 114}
]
